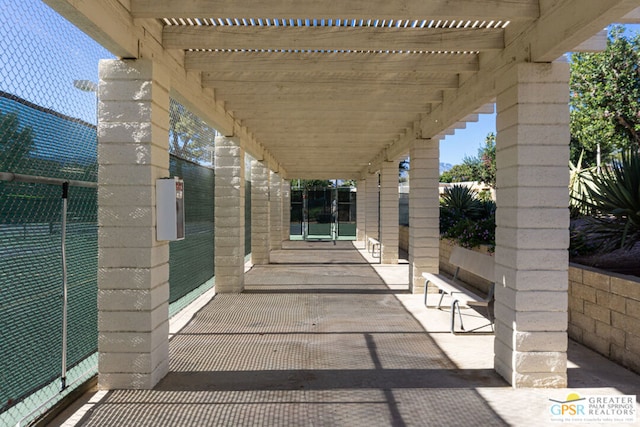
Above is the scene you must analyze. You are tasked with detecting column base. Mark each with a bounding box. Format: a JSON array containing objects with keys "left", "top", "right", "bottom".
[{"left": 98, "top": 359, "right": 169, "bottom": 389}]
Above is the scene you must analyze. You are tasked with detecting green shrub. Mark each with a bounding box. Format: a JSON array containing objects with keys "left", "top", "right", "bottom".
[
  {"left": 439, "top": 184, "right": 495, "bottom": 251},
  {"left": 440, "top": 185, "right": 482, "bottom": 218},
  {"left": 572, "top": 149, "right": 640, "bottom": 251},
  {"left": 442, "top": 215, "right": 495, "bottom": 252},
  {"left": 569, "top": 224, "right": 598, "bottom": 257}
]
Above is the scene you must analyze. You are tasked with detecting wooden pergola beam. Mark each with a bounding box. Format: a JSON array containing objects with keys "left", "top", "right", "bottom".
[
  {"left": 226, "top": 100, "right": 431, "bottom": 113},
  {"left": 164, "top": 26, "right": 505, "bottom": 52},
  {"left": 185, "top": 51, "right": 479, "bottom": 74},
  {"left": 132, "top": 0, "right": 539, "bottom": 21}
]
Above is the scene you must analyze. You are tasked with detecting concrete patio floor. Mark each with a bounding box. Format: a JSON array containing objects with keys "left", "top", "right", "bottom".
[{"left": 54, "top": 241, "right": 639, "bottom": 426}]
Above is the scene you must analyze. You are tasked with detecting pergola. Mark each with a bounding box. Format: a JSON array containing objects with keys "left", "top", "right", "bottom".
[{"left": 42, "top": 0, "right": 639, "bottom": 389}]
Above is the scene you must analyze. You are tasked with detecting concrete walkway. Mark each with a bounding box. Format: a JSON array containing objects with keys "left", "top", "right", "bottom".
[{"left": 56, "top": 241, "right": 639, "bottom": 426}]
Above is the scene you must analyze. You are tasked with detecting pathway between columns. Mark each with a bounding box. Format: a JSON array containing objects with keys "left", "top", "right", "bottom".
[{"left": 60, "top": 241, "right": 640, "bottom": 427}]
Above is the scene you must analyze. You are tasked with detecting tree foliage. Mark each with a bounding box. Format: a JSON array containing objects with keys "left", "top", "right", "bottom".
[
  {"left": 572, "top": 148, "right": 640, "bottom": 251},
  {"left": 570, "top": 26, "right": 640, "bottom": 166},
  {"left": 478, "top": 132, "right": 496, "bottom": 187},
  {"left": 0, "top": 111, "right": 35, "bottom": 171},
  {"left": 439, "top": 162, "right": 477, "bottom": 183},
  {"left": 399, "top": 158, "right": 409, "bottom": 182},
  {"left": 291, "top": 179, "right": 334, "bottom": 189},
  {"left": 169, "top": 100, "right": 217, "bottom": 164},
  {"left": 440, "top": 132, "right": 496, "bottom": 186}
]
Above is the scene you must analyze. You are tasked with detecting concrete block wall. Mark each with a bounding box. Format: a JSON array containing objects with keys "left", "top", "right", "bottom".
[
  {"left": 380, "top": 161, "right": 399, "bottom": 264},
  {"left": 270, "top": 171, "right": 282, "bottom": 250},
  {"left": 408, "top": 139, "right": 440, "bottom": 292},
  {"left": 214, "top": 136, "right": 245, "bottom": 293},
  {"left": 97, "top": 59, "right": 170, "bottom": 389},
  {"left": 251, "top": 160, "right": 270, "bottom": 264},
  {"left": 568, "top": 265, "right": 640, "bottom": 374},
  {"left": 494, "top": 62, "right": 571, "bottom": 388},
  {"left": 365, "top": 172, "right": 379, "bottom": 241},
  {"left": 282, "top": 180, "right": 291, "bottom": 242},
  {"left": 356, "top": 179, "right": 366, "bottom": 241}
]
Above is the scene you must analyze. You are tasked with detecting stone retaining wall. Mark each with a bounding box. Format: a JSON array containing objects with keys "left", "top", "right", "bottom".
[
  {"left": 398, "top": 225, "right": 640, "bottom": 374},
  {"left": 568, "top": 264, "right": 640, "bottom": 374}
]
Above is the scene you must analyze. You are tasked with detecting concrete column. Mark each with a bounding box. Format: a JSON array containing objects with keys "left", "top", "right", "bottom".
[
  {"left": 251, "top": 160, "right": 270, "bottom": 265},
  {"left": 380, "top": 161, "right": 399, "bottom": 264},
  {"left": 494, "top": 62, "right": 570, "bottom": 388},
  {"left": 270, "top": 171, "right": 282, "bottom": 251},
  {"left": 365, "top": 172, "right": 379, "bottom": 242},
  {"left": 409, "top": 139, "right": 440, "bottom": 293},
  {"left": 282, "top": 180, "right": 291, "bottom": 242},
  {"left": 214, "top": 136, "right": 245, "bottom": 293},
  {"left": 97, "top": 59, "right": 169, "bottom": 389},
  {"left": 356, "top": 179, "right": 366, "bottom": 241}
]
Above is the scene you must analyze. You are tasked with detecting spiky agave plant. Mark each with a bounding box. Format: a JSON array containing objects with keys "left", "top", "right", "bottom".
[
  {"left": 440, "top": 184, "right": 483, "bottom": 219},
  {"left": 569, "top": 150, "right": 597, "bottom": 217},
  {"left": 577, "top": 149, "right": 640, "bottom": 251}
]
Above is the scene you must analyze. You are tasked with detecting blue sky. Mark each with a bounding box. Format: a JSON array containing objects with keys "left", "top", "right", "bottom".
[
  {"left": 439, "top": 112, "right": 496, "bottom": 166},
  {"left": 439, "top": 24, "right": 640, "bottom": 166},
  {"left": 1, "top": 1, "right": 638, "bottom": 166},
  {"left": 0, "top": 0, "right": 113, "bottom": 125}
]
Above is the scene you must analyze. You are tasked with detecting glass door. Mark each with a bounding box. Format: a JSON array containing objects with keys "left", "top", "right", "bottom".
[
  {"left": 306, "top": 187, "right": 332, "bottom": 240},
  {"left": 290, "top": 189, "right": 303, "bottom": 239},
  {"left": 337, "top": 188, "right": 357, "bottom": 239},
  {"left": 289, "top": 184, "right": 357, "bottom": 241}
]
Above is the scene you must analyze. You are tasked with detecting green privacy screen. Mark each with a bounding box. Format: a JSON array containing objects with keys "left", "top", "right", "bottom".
[
  {"left": 0, "top": 0, "right": 111, "bottom": 421},
  {"left": 0, "top": 93, "right": 99, "bottom": 418},
  {"left": 0, "top": 93, "right": 220, "bottom": 424},
  {"left": 0, "top": 97, "right": 218, "bottom": 424},
  {"left": 168, "top": 156, "right": 215, "bottom": 304},
  {"left": 0, "top": 1, "right": 221, "bottom": 423},
  {"left": 0, "top": 1, "right": 226, "bottom": 421}
]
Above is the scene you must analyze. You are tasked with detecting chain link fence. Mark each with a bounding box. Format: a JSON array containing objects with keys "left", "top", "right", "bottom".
[
  {"left": 167, "top": 156, "right": 215, "bottom": 316},
  {"left": 0, "top": 1, "right": 244, "bottom": 424},
  {"left": 0, "top": 0, "right": 111, "bottom": 424}
]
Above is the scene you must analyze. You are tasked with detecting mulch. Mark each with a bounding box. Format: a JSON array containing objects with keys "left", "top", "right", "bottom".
[{"left": 571, "top": 241, "right": 640, "bottom": 278}]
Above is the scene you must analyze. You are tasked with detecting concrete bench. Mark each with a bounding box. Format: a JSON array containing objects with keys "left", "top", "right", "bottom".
[
  {"left": 422, "top": 246, "right": 495, "bottom": 333},
  {"left": 367, "top": 237, "right": 380, "bottom": 258}
]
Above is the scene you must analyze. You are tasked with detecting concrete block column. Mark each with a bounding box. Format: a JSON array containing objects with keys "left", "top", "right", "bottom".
[
  {"left": 409, "top": 139, "right": 440, "bottom": 293},
  {"left": 365, "top": 172, "right": 379, "bottom": 243},
  {"left": 214, "top": 136, "right": 245, "bottom": 293},
  {"left": 270, "top": 171, "right": 283, "bottom": 251},
  {"left": 356, "top": 179, "right": 366, "bottom": 241},
  {"left": 251, "top": 160, "right": 270, "bottom": 265},
  {"left": 97, "top": 59, "right": 170, "bottom": 389},
  {"left": 282, "top": 180, "right": 291, "bottom": 242},
  {"left": 380, "top": 161, "right": 399, "bottom": 264},
  {"left": 494, "top": 62, "right": 570, "bottom": 388}
]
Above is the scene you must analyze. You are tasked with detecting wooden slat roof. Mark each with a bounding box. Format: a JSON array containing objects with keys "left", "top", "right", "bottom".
[{"left": 44, "top": 0, "right": 640, "bottom": 179}]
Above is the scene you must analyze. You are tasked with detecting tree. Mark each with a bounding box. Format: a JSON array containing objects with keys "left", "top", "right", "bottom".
[
  {"left": 291, "top": 179, "right": 333, "bottom": 189},
  {"left": 570, "top": 26, "right": 640, "bottom": 167},
  {"left": 439, "top": 132, "right": 495, "bottom": 186},
  {"left": 399, "top": 158, "right": 409, "bottom": 182},
  {"left": 439, "top": 162, "right": 477, "bottom": 183},
  {"left": 478, "top": 132, "right": 496, "bottom": 187},
  {"left": 169, "top": 100, "right": 218, "bottom": 164},
  {"left": 0, "top": 111, "right": 35, "bottom": 171}
]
